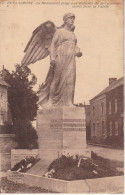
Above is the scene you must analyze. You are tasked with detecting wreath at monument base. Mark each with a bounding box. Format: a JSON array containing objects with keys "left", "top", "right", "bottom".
[
  {"left": 44, "top": 152, "right": 123, "bottom": 181},
  {"left": 11, "top": 156, "right": 40, "bottom": 173},
  {"left": 11, "top": 152, "right": 123, "bottom": 181}
]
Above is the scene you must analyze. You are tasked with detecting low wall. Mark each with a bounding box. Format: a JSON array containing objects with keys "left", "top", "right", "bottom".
[
  {"left": 0, "top": 134, "right": 17, "bottom": 172},
  {"left": 11, "top": 149, "right": 38, "bottom": 168},
  {"left": 7, "top": 171, "right": 124, "bottom": 193}
]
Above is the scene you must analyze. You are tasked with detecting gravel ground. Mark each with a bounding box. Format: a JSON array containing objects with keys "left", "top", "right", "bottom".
[
  {"left": 87, "top": 145, "right": 124, "bottom": 162},
  {"left": 0, "top": 177, "right": 53, "bottom": 193}
]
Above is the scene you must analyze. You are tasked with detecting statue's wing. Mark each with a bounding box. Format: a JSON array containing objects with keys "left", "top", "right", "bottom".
[{"left": 21, "top": 21, "right": 56, "bottom": 67}]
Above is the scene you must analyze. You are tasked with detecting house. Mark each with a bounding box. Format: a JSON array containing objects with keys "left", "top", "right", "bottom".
[
  {"left": 0, "top": 78, "right": 10, "bottom": 125},
  {"left": 89, "top": 77, "right": 124, "bottom": 147},
  {"left": 0, "top": 78, "right": 17, "bottom": 172}
]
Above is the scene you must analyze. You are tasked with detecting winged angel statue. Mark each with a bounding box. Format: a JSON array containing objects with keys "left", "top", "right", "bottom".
[{"left": 21, "top": 13, "right": 82, "bottom": 108}]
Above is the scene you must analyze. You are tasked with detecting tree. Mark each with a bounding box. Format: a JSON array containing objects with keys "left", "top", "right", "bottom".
[{"left": 0, "top": 65, "right": 39, "bottom": 148}]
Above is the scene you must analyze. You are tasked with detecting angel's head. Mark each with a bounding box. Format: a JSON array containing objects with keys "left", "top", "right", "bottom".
[{"left": 63, "top": 13, "right": 75, "bottom": 27}]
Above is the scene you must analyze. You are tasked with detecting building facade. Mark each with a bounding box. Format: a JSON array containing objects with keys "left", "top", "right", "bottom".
[
  {"left": 106, "top": 83, "right": 123, "bottom": 137},
  {"left": 89, "top": 77, "right": 124, "bottom": 147},
  {"left": 0, "top": 79, "right": 10, "bottom": 125},
  {"left": 90, "top": 95, "right": 107, "bottom": 139}
]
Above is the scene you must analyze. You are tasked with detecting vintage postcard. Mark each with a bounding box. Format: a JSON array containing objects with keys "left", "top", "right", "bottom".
[{"left": 0, "top": 0, "right": 124, "bottom": 193}]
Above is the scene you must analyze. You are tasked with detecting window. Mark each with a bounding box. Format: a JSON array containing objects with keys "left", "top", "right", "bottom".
[
  {"left": 96, "top": 122, "right": 100, "bottom": 136},
  {"left": 115, "top": 121, "right": 119, "bottom": 135},
  {"left": 102, "top": 121, "right": 105, "bottom": 135},
  {"left": 115, "top": 99, "right": 118, "bottom": 113},
  {"left": 93, "top": 106, "right": 95, "bottom": 117},
  {"left": 93, "top": 123, "right": 95, "bottom": 136},
  {"left": 120, "top": 118, "right": 123, "bottom": 128},
  {"left": 0, "top": 92, "right": 4, "bottom": 99},
  {"left": 109, "top": 121, "right": 112, "bottom": 136},
  {"left": 108, "top": 101, "right": 111, "bottom": 114},
  {"left": 101, "top": 102, "right": 104, "bottom": 114},
  {"left": 0, "top": 114, "right": 4, "bottom": 125}
]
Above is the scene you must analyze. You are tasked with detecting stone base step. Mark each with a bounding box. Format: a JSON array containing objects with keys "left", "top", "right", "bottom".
[{"left": 27, "top": 159, "right": 51, "bottom": 176}]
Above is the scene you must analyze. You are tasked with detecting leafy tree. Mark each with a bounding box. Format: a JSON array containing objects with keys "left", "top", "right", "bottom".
[
  {"left": 0, "top": 65, "right": 39, "bottom": 148},
  {"left": 13, "top": 120, "right": 38, "bottom": 149}
]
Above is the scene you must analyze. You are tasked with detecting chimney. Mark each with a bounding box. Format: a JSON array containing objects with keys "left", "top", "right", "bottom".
[{"left": 109, "top": 78, "right": 117, "bottom": 85}]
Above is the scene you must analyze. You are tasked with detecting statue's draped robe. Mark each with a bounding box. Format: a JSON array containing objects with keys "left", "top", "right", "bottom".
[{"left": 38, "top": 28, "right": 79, "bottom": 107}]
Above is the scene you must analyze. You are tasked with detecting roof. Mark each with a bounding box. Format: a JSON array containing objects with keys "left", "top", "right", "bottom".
[
  {"left": 0, "top": 79, "right": 10, "bottom": 87},
  {"left": 90, "top": 77, "right": 124, "bottom": 101}
]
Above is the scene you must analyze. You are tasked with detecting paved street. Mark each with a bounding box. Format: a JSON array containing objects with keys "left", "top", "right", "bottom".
[{"left": 87, "top": 144, "right": 124, "bottom": 162}]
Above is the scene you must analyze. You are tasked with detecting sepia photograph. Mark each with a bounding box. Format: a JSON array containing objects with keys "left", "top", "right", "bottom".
[{"left": 0, "top": 0, "right": 124, "bottom": 193}]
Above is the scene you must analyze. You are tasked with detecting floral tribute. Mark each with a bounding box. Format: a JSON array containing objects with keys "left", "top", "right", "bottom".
[
  {"left": 11, "top": 156, "right": 40, "bottom": 173},
  {"left": 43, "top": 152, "right": 123, "bottom": 181}
]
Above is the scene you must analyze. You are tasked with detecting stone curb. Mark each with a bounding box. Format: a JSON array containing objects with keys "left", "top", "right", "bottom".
[{"left": 7, "top": 170, "right": 124, "bottom": 193}]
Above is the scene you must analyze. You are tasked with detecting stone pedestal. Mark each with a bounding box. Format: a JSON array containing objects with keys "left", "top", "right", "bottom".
[
  {"left": 37, "top": 106, "right": 90, "bottom": 163},
  {"left": 28, "top": 106, "right": 91, "bottom": 176}
]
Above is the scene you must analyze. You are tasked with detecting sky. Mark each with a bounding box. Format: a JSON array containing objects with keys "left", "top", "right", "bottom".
[{"left": 0, "top": 1, "right": 123, "bottom": 104}]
